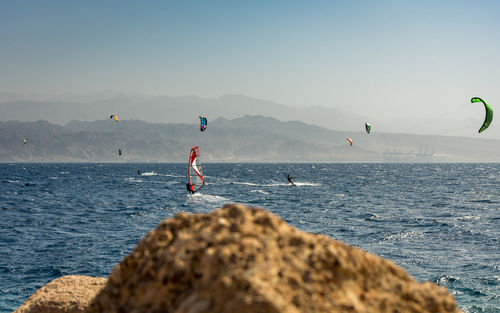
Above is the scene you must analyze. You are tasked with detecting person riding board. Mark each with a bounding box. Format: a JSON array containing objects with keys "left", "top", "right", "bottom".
[
  {"left": 186, "top": 183, "right": 194, "bottom": 194},
  {"left": 287, "top": 174, "right": 296, "bottom": 186}
]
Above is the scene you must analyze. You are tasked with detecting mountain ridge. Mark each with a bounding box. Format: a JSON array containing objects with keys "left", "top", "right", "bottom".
[
  {"left": 0, "top": 94, "right": 367, "bottom": 132},
  {"left": 1, "top": 115, "right": 499, "bottom": 163}
]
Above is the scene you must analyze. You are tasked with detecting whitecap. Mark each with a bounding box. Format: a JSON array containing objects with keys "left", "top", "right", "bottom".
[
  {"left": 293, "top": 182, "right": 320, "bottom": 187},
  {"left": 140, "top": 171, "right": 157, "bottom": 176},
  {"left": 163, "top": 174, "right": 184, "bottom": 178},
  {"left": 125, "top": 177, "right": 143, "bottom": 183},
  {"left": 383, "top": 230, "right": 423, "bottom": 241},
  {"left": 436, "top": 275, "right": 461, "bottom": 286},
  {"left": 454, "top": 215, "right": 480, "bottom": 221},
  {"left": 264, "top": 182, "right": 294, "bottom": 187},
  {"left": 233, "top": 182, "right": 260, "bottom": 186},
  {"left": 187, "top": 193, "right": 229, "bottom": 203},
  {"left": 250, "top": 189, "right": 270, "bottom": 195}
]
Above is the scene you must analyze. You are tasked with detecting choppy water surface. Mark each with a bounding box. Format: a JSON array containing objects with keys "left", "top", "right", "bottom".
[{"left": 1, "top": 163, "right": 499, "bottom": 312}]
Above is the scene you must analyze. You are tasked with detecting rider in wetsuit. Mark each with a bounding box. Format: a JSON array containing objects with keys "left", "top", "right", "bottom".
[
  {"left": 287, "top": 174, "right": 296, "bottom": 186},
  {"left": 186, "top": 183, "right": 194, "bottom": 194}
]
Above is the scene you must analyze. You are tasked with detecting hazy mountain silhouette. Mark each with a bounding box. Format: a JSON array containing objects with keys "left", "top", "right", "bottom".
[
  {"left": 2, "top": 93, "right": 499, "bottom": 139},
  {"left": 0, "top": 94, "right": 367, "bottom": 132},
  {"left": 1, "top": 116, "right": 499, "bottom": 162}
]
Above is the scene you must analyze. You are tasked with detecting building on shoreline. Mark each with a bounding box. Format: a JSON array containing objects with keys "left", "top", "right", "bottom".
[{"left": 383, "top": 146, "right": 434, "bottom": 162}]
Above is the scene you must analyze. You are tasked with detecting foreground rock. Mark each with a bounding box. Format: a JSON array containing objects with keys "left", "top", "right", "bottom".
[
  {"left": 14, "top": 275, "right": 107, "bottom": 313},
  {"left": 86, "top": 204, "right": 461, "bottom": 313}
]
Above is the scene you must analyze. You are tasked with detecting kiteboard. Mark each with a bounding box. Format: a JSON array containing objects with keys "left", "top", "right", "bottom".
[{"left": 187, "top": 146, "right": 204, "bottom": 193}]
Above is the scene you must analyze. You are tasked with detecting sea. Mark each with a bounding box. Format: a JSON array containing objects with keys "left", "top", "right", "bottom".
[{"left": 0, "top": 163, "right": 498, "bottom": 313}]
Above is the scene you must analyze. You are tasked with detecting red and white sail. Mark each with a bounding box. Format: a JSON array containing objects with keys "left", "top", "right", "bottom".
[{"left": 188, "top": 146, "right": 204, "bottom": 192}]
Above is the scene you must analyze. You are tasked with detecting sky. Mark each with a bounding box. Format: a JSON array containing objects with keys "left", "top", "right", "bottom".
[{"left": 1, "top": 0, "right": 499, "bottom": 126}]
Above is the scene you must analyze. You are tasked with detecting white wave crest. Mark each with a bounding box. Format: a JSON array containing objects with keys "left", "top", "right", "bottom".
[
  {"left": 250, "top": 189, "right": 270, "bottom": 195},
  {"left": 293, "top": 182, "right": 320, "bottom": 186},
  {"left": 233, "top": 182, "right": 260, "bottom": 186},
  {"left": 188, "top": 193, "right": 230, "bottom": 203},
  {"left": 140, "top": 171, "right": 158, "bottom": 176},
  {"left": 163, "top": 174, "right": 185, "bottom": 178},
  {"left": 383, "top": 230, "right": 423, "bottom": 241},
  {"left": 233, "top": 181, "right": 319, "bottom": 187}
]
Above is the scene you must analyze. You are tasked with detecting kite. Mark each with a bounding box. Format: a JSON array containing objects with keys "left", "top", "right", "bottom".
[
  {"left": 471, "top": 97, "right": 493, "bottom": 133},
  {"left": 199, "top": 116, "right": 207, "bottom": 131},
  {"left": 365, "top": 122, "right": 371, "bottom": 134}
]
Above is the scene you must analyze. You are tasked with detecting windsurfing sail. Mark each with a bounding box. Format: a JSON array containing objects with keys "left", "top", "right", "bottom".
[
  {"left": 199, "top": 116, "right": 207, "bottom": 131},
  {"left": 346, "top": 138, "right": 353, "bottom": 146},
  {"left": 110, "top": 115, "right": 119, "bottom": 123},
  {"left": 471, "top": 97, "right": 493, "bottom": 133},
  {"left": 187, "top": 146, "right": 205, "bottom": 193},
  {"left": 365, "top": 122, "right": 371, "bottom": 134}
]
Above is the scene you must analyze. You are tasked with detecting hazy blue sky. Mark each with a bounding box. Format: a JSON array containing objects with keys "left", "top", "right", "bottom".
[{"left": 1, "top": 0, "right": 499, "bottom": 122}]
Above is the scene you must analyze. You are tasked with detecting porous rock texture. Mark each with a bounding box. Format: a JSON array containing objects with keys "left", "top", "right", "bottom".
[
  {"left": 87, "top": 204, "right": 461, "bottom": 313},
  {"left": 14, "top": 275, "right": 107, "bottom": 313}
]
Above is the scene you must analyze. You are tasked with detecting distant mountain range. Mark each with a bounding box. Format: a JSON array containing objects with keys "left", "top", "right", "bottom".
[
  {"left": 2, "top": 93, "right": 498, "bottom": 140},
  {"left": 0, "top": 94, "right": 367, "bottom": 132},
  {"left": 1, "top": 116, "right": 499, "bottom": 163}
]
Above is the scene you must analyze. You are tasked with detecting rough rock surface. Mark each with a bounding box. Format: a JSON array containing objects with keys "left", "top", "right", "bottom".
[
  {"left": 87, "top": 204, "right": 461, "bottom": 313},
  {"left": 14, "top": 275, "right": 107, "bottom": 313}
]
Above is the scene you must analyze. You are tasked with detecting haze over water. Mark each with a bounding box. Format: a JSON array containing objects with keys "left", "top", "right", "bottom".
[
  {"left": 2, "top": 1, "right": 500, "bottom": 138},
  {"left": 1, "top": 163, "right": 498, "bottom": 313}
]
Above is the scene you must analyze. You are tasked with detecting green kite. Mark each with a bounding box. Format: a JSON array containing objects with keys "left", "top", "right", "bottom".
[{"left": 471, "top": 97, "right": 493, "bottom": 133}]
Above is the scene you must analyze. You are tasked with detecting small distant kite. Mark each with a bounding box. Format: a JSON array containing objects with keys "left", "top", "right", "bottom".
[
  {"left": 346, "top": 138, "right": 353, "bottom": 146},
  {"left": 110, "top": 115, "right": 119, "bottom": 123},
  {"left": 199, "top": 116, "right": 207, "bottom": 131},
  {"left": 118, "top": 149, "right": 122, "bottom": 156},
  {"left": 23, "top": 138, "right": 27, "bottom": 144},
  {"left": 471, "top": 97, "right": 493, "bottom": 133},
  {"left": 365, "top": 122, "right": 371, "bottom": 134}
]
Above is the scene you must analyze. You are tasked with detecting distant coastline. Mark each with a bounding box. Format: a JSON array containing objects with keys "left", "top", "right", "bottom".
[{"left": 1, "top": 117, "right": 500, "bottom": 163}]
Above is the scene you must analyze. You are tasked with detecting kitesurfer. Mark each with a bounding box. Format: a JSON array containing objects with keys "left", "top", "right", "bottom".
[
  {"left": 137, "top": 170, "right": 141, "bottom": 175},
  {"left": 287, "top": 174, "right": 296, "bottom": 186}
]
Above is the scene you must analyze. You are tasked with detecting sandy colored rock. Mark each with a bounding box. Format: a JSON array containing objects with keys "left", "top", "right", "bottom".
[
  {"left": 14, "top": 275, "right": 107, "bottom": 313},
  {"left": 87, "top": 204, "right": 462, "bottom": 313}
]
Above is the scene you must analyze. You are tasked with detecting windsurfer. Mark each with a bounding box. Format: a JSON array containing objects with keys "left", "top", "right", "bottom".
[{"left": 187, "top": 146, "right": 204, "bottom": 194}]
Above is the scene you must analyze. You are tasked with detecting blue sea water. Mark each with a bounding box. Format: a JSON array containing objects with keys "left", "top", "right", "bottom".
[{"left": 0, "top": 163, "right": 498, "bottom": 313}]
